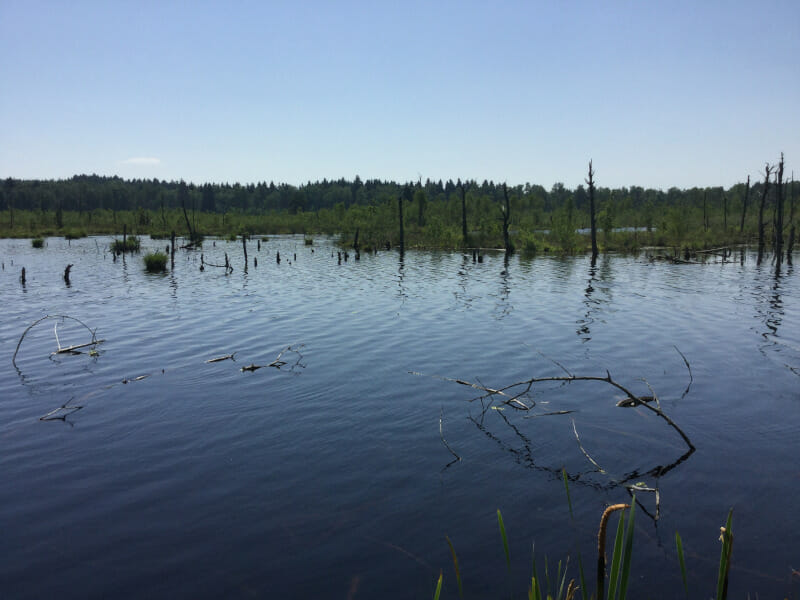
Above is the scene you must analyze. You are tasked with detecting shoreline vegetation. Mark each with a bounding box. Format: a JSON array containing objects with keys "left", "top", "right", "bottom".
[{"left": 1, "top": 164, "right": 795, "bottom": 257}]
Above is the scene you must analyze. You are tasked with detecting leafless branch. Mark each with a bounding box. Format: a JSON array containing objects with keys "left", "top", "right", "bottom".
[
  {"left": 13, "top": 314, "right": 104, "bottom": 367},
  {"left": 439, "top": 407, "right": 461, "bottom": 462},
  {"left": 412, "top": 367, "right": 695, "bottom": 452},
  {"left": 572, "top": 419, "right": 605, "bottom": 473},
  {"left": 39, "top": 402, "right": 83, "bottom": 421}
]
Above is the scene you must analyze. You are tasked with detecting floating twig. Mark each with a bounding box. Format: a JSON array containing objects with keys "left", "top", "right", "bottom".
[
  {"left": 523, "top": 410, "right": 575, "bottom": 418},
  {"left": 39, "top": 402, "right": 83, "bottom": 421},
  {"left": 206, "top": 353, "right": 236, "bottom": 363},
  {"left": 121, "top": 374, "right": 150, "bottom": 384}
]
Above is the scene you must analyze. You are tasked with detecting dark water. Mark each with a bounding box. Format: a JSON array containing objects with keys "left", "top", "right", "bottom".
[{"left": 1, "top": 236, "right": 798, "bottom": 599}]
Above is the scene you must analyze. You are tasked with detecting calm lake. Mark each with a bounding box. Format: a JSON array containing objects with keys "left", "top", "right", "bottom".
[{"left": 1, "top": 236, "right": 798, "bottom": 599}]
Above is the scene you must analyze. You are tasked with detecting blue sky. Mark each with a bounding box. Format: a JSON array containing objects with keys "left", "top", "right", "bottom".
[{"left": 1, "top": 1, "right": 797, "bottom": 190}]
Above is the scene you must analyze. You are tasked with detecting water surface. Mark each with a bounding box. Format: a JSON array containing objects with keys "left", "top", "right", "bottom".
[{"left": 1, "top": 236, "right": 798, "bottom": 598}]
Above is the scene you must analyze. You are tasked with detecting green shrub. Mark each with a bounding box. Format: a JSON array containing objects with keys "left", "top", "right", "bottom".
[
  {"left": 64, "top": 229, "right": 87, "bottom": 240},
  {"left": 31, "top": 238, "right": 44, "bottom": 248},
  {"left": 143, "top": 251, "right": 168, "bottom": 272}
]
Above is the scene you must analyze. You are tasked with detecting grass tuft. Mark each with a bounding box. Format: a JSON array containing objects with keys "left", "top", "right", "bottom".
[
  {"left": 111, "top": 236, "right": 141, "bottom": 253},
  {"left": 143, "top": 251, "right": 168, "bottom": 272}
]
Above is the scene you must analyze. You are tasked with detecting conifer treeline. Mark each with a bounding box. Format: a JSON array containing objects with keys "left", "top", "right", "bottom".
[{"left": 0, "top": 173, "right": 774, "bottom": 217}]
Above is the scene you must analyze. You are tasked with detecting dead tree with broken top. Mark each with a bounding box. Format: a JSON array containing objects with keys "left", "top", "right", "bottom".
[
  {"left": 587, "top": 160, "right": 598, "bottom": 257},
  {"left": 739, "top": 175, "right": 750, "bottom": 235},
  {"left": 757, "top": 164, "right": 773, "bottom": 264},
  {"left": 501, "top": 183, "right": 513, "bottom": 254},
  {"left": 774, "top": 153, "right": 785, "bottom": 264}
]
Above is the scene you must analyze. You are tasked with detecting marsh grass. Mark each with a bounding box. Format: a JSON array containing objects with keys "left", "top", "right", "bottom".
[
  {"left": 64, "top": 229, "right": 87, "bottom": 240},
  {"left": 31, "top": 238, "right": 44, "bottom": 248},
  {"left": 143, "top": 251, "right": 168, "bottom": 272},
  {"left": 438, "top": 474, "right": 735, "bottom": 600},
  {"left": 111, "top": 236, "right": 140, "bottom": 253}
]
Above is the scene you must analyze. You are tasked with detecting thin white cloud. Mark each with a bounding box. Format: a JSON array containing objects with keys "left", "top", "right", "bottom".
[{"left": 120, "top": 157, "right": 161, "bottom": 166}]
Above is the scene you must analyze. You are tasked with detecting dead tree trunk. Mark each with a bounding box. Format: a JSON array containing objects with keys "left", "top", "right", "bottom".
[
  {"left": 740, "top": 175, "right": 750, "bottom": 234},
  {"left": 460, "top": 182, "right": 468, "bottom": 246},
  {"left": 775, "top": 153, "right": 785, "bottom": 263},
  {"left": 757, "top": 165, "right": 773, "bottom": 265},
  {"left": 723, "top": 194, "right": 728, "bottom": 232},
  {"left": 178, "top": 180, "right": 195, "bottom": 242},
  {"left": 170, "top": 230, "right": 175, "bottom": 269},
  {"left": 242, "top": 235, "right": 248, "bottom": 271},
  {"left": 787, "top": 172, "right": 795, "bottom": 265},
  {"left": 398, "top": 192, "right": 405, "bottom": 252},
  {"left": 502, "top": 183, "right": 513, "bottom": 254},
  {"left": 587, "top": 160, "right": 598, "bottom": 257},
  {"left": 703, "top": 191, "right": 708, "bottom": 232}
]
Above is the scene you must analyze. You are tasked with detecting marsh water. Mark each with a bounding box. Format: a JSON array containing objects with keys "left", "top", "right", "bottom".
[{"left": 1, "top": 236, "right": 798, "bottom": 599}]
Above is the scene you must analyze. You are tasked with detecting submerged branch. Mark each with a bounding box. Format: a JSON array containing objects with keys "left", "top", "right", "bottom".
[
  {"left": 572, "top": 419, "right": 605, "bottom": 474},
  {"left": 13, "top": 314, "right": 103, "bottom": 368},
  {"left": 439, "top": 407, "right": 461, "bottom": 463},
  {"left": 413, "top": 365, "right": 695, "bottom": 453}
]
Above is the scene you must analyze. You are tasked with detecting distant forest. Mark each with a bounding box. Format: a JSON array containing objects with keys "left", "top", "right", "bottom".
[{"left": 1, "top": 170, "right": 796, "bottom": 253}]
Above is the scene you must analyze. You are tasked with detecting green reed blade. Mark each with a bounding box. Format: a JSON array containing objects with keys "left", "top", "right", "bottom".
[
  {"left": 446, "top": 535, "right": 464, "bottom": 599},
  {"left": 617, "top": 499, "right": 636, "bottom": 600},
  {"left": 563, "top": 468, "right": 575, "bottom": 519},
  {"left": 675, "top": 532, "right": 689, "bottom": 598},
  {"left": 716, "top": 509, "right": 734, "bottom": 600},
  {"left": 606, "top": 508, "right": 626, "bottom": 600},
  {"left": 433, "top": 570, "right": 443, "bottom": 600},
  {"left": 498, "top": 509, "right": 511, "bottom": 569}
]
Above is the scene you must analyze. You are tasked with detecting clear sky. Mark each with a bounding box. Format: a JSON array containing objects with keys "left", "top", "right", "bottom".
[{"left": 1, "top": 1, "right": 798, "bottom": 190}]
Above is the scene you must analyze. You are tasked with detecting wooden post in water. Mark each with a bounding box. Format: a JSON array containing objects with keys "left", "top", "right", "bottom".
[
  {"left": 64, "top": 264, "right": 72, "bottom": 285},
  {"left": 242, "top": 235, "right": 248, "bottom": 271},
  {"left": 20, "top": 267, "right": 26, "bottom": 286},
  {"left": 170, "top": 231, "right": 175, "bottom": 269},
  {"left": 587, "top": 160, "right": 597, "bottom": 258}
]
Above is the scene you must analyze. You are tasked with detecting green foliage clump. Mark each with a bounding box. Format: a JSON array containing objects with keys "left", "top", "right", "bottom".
[
  {"left": 304, "top": 237, "right": 314, "bottom": 245},
  {"left": 64, "top": 229, "right": 86, "bottom": 240},
  {"left": 143, "top": 251, "right": 168, "bottom": 272},
  {"left": 519, "top": 231, "right": 539, "bottom": 255},
  {"left": 111, "top": 236, "right": 140, "bottom": 253},
  {"left": 31, "top": 237, "right": 44, "bottom": 248}
]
